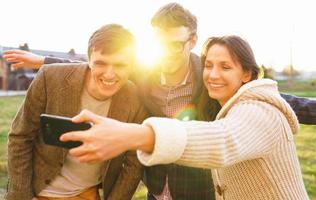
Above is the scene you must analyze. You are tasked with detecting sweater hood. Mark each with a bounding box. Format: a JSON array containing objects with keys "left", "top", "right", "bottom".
[{"left": 216, "top": 79, "right": 299, "bottom": 134}]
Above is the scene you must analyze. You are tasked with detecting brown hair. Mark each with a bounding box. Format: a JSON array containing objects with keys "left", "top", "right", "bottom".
[
  {"left": 87, "top": 24, "right": 135, "bottom": 59},
  {"left": 151, "top": 3, "right": 197, "bottom": 34},
  {"left": 198, "top": 35, "right": 260, "bottom": 121}
]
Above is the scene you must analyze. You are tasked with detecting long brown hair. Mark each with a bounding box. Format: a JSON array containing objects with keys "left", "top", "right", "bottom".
[{"left": 198, "top": 35, "right": 260, "bottom": 121}]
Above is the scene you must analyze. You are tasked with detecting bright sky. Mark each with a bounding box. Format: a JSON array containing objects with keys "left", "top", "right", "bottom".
[{"left": 1, "top": 0, "right": 315, "bottom": 72}]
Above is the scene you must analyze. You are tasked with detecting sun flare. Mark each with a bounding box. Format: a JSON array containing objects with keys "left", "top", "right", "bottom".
[{"left": 135, "top": 28, "right": 164, "bottom": 69}]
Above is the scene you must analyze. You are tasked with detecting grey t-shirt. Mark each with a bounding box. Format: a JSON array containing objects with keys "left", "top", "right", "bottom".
[{"left": 39, "top": 89, "right": 112, "bottom": 197}]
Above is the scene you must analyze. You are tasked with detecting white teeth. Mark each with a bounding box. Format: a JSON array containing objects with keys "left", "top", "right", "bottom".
[
  {"left": 101, "top": 80, "right": 116, "bottom": 86},
  {"left": 209, "top": 83, "right": 224, "bottom": 88}
]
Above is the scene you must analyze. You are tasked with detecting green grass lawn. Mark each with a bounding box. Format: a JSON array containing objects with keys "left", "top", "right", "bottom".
[
  {"left": 0, "top": 95, "right": 315, "bottom": 199},
  {"left": 295, "top": 124, "right": 316, "bottom": 198},
  {"left": 278, "top": 79, "right": 316, "bottom": 97},
  {"left": 0, "top": 96, "right": 24, "bottom": 185}
]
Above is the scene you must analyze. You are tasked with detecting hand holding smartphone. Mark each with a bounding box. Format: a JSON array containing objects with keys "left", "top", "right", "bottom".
[{"left": 40, "top": 114, "right": 92, "bottom": 149}]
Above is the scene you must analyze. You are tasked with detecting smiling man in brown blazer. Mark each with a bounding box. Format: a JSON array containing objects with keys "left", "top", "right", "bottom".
[{"left": 6, "top": 24, "right": 147, "bottom": 200}]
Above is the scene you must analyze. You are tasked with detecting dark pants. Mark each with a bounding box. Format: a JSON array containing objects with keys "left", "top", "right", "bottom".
[{"left": 147, "top": 192, "right": 157, "bottom": 200}]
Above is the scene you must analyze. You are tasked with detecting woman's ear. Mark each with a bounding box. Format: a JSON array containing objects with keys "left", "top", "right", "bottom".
[{"left": 242, "top": 71, "right": 252, "bottom": 83}]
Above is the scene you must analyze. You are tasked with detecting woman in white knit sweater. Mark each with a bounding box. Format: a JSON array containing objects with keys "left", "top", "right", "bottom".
[{"left": 62, "top": 36, "right": 308, "bottom": 199}]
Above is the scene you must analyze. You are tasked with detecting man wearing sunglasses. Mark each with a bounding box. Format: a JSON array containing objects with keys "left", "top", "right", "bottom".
[{"left": 135, "top": 4, "right": 215, "bottom": 200}]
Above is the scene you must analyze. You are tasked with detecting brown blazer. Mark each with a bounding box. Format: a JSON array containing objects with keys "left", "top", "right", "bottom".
[{"left": 6, "top": 63, "right": 148, "bottom": 200}]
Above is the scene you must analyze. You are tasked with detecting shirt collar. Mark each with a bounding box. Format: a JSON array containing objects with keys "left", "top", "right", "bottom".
[{"left": 160, "top": 62, "right": 192, "bottom": 86}]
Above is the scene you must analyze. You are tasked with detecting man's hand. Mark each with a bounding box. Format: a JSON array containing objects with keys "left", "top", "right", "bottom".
[
  {"left": 3, "top": 49, "right": 45, "bottom": 69},
  {"left": 60, "top": 110, "right": 139, "bottom": 164}
]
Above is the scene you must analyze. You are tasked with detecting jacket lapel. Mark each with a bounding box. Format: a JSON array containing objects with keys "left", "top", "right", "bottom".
[
  {"left": 107, "top": 83, "right": 132, "bottom": 122},
  {"left": 101, "top": 83, "right": 133, "bottom": 197},
  {"left": 58, "top": 64, "right": 89, "bottom": 160},
  {"left": 59, "top": 64, "right": 88, "bottom": 116}
]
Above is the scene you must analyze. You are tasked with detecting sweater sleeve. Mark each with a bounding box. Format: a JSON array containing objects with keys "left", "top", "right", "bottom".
[{"left": 137, "top": 100, "right": 286, "bottom": 169}]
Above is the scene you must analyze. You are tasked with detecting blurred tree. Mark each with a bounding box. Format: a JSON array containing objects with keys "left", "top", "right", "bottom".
[
  {"left": 261, "top": 65, "right": 276, "bottom": 79},
  {"left": 282, "top": 64, "right": 300, "bottom": 87},
  {"left": 282, "top": 64, "right": 300, "bottom": 77}
]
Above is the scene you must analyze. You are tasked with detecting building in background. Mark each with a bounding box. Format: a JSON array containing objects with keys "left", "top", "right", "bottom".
[{"left": 0, "top": 44, "right": 87, "bottom": 91}]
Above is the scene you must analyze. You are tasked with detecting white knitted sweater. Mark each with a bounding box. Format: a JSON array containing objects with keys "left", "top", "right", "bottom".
[{"left": 137, "top": 79, "right": 309, "bottom": 200}]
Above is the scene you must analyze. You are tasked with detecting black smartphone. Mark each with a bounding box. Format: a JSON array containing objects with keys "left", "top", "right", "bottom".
[{"left": 40, "top": 114, "right": 92, "bottom": 149}]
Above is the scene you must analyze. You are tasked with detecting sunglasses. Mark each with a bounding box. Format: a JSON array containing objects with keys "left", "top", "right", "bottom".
[{"left": 162, "top": 36, "right": 192, "bottom": 53}]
